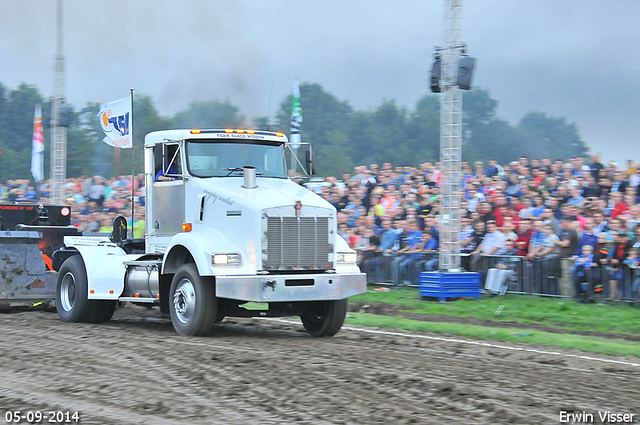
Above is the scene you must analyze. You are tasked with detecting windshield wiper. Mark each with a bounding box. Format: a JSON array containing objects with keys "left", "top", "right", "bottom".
[
  {"left": 223, "top": 167, "right": 265, "bottom": 177},
  {"left": 223, "top": 167, "right": 243, "bottom": 177}
]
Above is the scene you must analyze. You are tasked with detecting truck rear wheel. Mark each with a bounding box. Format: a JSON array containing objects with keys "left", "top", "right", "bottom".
[
  {"left": 169, "top": 264, "right": 216, "bottom": 336},
  {"left": 56, "top": 256, "right": 92, "bottom": 323},
  {"left": 301, "top": 299, "right": 348, "bottom": 337}
]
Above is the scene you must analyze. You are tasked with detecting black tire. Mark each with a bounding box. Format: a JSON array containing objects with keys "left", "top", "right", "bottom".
[
  {"left": 55, "top": 256, "right": 92, "bottom": 322},
  {"left": 301, "top": 299, "right": 348, "bottom": 337},
  {"left": 88, "top": 301, "right": 117, "bottom": 323},
  {"left": 169, "top": 264, "right": 216, "bottom": 336}
]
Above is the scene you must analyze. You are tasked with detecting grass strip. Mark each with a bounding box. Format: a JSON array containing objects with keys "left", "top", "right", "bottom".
[
  {"left": 344, "top": 312, "right": 640, "bottom": 358},
  {"left": 351, "top": 288, "right": 640, "bottom": 335}
]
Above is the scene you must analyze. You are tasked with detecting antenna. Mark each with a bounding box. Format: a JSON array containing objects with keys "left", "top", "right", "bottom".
[{"left": 266, "top": 80, "right": 275, "bottom": 130}]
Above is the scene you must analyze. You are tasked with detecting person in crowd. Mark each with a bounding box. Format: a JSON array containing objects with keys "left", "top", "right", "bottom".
[
  {"left": 370, "top": 219, "right": 401, "bottom": 282},
  {"left": 608, "top": 231, "right": 632, "bottom": 302},
  {"left": 459, "top": 216, "right": 476, "bottom": 270},
  {"left": 359, "top": 228, "right": 380, "bottom": 284},
  {"left": 515, "top": 218, "right": 533, "bottom": 257},
  {"left": 470, "top": 220, "right": 506, "bottom": 274},
  {"left": 557, "top": 216, "right": 580, "bottom": 260},
  {"left": 87, "top": 176, "right": 106, "bottom": 207},
  {"left": 539, "top": 223, "right": 561, "bottom": 260},
  {"left": 593, "top": 232, "right": 613, "bottom": 295},
  {"left": 390, "top": 220, "right": 421, "bottom": 286},
  {"left": 575, "top": 217, "right": 598, "bottom": 254},
  {"left": 571, "top": 244, "right": 595, "bottom": 300},
  {"left": 409, "top": 230, "right": 439, "bottom": 285},
  {"left": 589, "top": 154, "right": 605, "bottom": 181},
  {"left": 624, "top": 248, "right": 640, "bottom": 301}
]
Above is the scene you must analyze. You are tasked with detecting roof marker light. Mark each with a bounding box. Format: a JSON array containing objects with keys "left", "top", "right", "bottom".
[
  {"left": 191, "top": 129, "right": 201, "bottom": 134},
  {"left": 275, "top": 132, "right": 284, "bottom": 137},
  {"left": 225, "top": 129, "right": 233, "bottom": 133}
]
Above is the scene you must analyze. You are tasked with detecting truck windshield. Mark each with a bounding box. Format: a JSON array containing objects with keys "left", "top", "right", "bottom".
[{"left": 186, "top": 141, "right": 287, "bottom": 178}]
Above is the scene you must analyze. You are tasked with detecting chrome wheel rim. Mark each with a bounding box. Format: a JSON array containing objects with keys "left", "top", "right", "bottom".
[
  {"left": 173, "top": 279, "right": 196, "bottom": 324},
  {"left": 60, "top": 272, "right": 76, "bottom": 312}
]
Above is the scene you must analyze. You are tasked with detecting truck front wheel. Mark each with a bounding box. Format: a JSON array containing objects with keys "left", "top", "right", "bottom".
[
  {"left": 301, "top": 299, "right": 348, "bottom": 337},
  {"left": 169, "top": 264, "right": 216, "bottom": 336},
  {"left": 56, "top": 255, "right": 92, "bottom": 322}
]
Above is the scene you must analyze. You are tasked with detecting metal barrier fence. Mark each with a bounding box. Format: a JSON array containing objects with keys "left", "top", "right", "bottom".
[
  {"left": 362, "top": 251, "right": 640, "bottom": 301},
  {"left": 578, "top": 264, "right": 640, "bottom": 302},
  {"left": 474, "top": 255, "right": 639, "bottom": 300},
  {"left": 476, "top": 255, "right": 560, "bottom": 296}
]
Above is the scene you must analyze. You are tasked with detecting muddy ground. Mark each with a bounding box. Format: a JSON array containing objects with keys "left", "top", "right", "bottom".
[{"left": 1, "top": 304, "right": 639, "bottom": 425}]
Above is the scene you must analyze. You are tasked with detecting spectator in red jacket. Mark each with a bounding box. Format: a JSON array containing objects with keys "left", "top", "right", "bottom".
[
  {"left": 515, "top": 218, "right": 533, "bottom": 257},
  {"left": 610, "top": 192, "right": 628, "bottom": 219}
]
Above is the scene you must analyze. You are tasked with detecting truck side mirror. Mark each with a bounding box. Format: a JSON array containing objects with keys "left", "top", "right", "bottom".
[{"left": 305, "top": 150, "right": 315, "bottom": 175}]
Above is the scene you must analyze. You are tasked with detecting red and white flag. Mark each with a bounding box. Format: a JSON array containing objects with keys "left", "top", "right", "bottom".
[{"left": 30, "top": 104, "right": 44, "bottom": 182}]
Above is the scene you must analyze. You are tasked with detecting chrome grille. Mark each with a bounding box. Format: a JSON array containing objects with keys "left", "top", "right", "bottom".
[{"left": 265, "top": 216, "right": 330, "bottom": 270}]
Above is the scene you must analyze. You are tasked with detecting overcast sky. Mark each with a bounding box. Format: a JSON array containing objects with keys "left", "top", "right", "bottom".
[{"left": 1, "top": 0, "right": 638, "bottom": 165}]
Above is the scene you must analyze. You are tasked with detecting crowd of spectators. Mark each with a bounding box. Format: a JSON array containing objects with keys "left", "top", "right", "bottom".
[
  {"left": 0, "top": 174, "right": 146, "bottom": 238},
  {"left": 3, "top": 153, "right": 640, "bottom": 302},
  {"left": 320, "top": 154, "right": 640, "bottom": 302}
]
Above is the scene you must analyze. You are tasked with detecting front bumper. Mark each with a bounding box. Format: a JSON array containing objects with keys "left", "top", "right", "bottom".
[{"left": 215, "top": 272, "right": 367, "bottom": 302}]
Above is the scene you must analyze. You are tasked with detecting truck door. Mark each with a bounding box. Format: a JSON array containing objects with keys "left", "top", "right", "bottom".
[{"left": 152, "top": 143, "right": 185, "bottom": 235}]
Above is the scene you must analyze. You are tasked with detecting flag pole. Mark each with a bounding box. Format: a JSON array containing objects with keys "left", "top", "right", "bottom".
[
  {"left": 114, "top": 147, "right": 120, "bottom": 176},
  {"left": 130, "top": 88, "right": 135, "bottom": 238}
]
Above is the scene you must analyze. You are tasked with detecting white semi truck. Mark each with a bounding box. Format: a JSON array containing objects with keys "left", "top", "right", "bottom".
[{"left": 53, "top": 129, "right": 366, "bottom": 336}]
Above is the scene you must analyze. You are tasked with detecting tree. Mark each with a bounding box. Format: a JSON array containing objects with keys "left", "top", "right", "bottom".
[
  {"left": 0, "top": 82, "right": 7, "bottom": 142},
  {"left": 462, "top": 117, "right": 521, "bottom": 164},
  {"left": 0, "top": 84, "right": 44, "bottom": 181},
  {"left": 275, "top": 83, "right": 353, "bottom": 176},
  {"left": 275, "top": 83, "right": 353, "bottom": 145},
  {"left": 174, "top": 100, "right": 244, "bottom": 129},
  {"left": 0, "top": 79, "right": 593, "bottom": 182},
  {"left": 69, "top": 102, "right": 108, "bottom": 178},
  {"left": 461, "top": 88, "right": 504, "bottom": 162},
  {"left": 252, "top": 116, "right": 270, "bottom": 130},
  {"left": 517, "top": 112, "right": 588, "bottom": 161},
  {"left": 463, "top": 88, "right": 498, "bottom": 129},
  {"left": 127, "top": 95, "right": 174, "bottom": 174},
  {"left": 346, "top": 111, "right": 379, "bottom": 167},
  {"left": 314, "top": 130, "right": 354, "bottom": 178},
  {"left": 405, "top": 94, "right": 440, "bottom": 165},
  {"left": 3, "top": 84, "right": 43, "bottom": 151}
]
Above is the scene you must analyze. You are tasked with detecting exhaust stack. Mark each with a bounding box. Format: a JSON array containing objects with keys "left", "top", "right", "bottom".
[{"left": 243, "top": 166, "right": 257, "bottom": 188}]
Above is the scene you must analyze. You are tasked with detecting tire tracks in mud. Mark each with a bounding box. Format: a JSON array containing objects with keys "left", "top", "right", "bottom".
[{"left": 1, "top": 307, "right": 639, "bottom": 425}]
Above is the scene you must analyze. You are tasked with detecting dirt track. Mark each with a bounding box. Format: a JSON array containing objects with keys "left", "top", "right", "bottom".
[{"left": 1, "top": 305, "right": 639, "bottom": 425}]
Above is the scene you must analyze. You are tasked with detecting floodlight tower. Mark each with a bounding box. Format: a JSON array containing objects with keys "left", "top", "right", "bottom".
[
  {"left": 50, "top": 0, "right": 67, "bottom": 205},
  {"left": 439, "top": 0, "right": 464, "bottom": 271}
]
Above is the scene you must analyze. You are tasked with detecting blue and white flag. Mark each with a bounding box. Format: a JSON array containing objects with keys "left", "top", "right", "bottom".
[{"left": 98, "top": 96, "right": 132, "bottom": 148}]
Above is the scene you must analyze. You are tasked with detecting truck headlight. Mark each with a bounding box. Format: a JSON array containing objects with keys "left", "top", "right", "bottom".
[
  {"left": 212, "top": 253, "right": 241, "bottom": 266},
  {"left": 336, "top": 252, "right": 357, "bottom": 263}
]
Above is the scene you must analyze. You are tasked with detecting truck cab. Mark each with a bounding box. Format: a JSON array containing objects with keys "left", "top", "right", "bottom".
[{"left": 55, "top": 129, "right": 366, "bottom": 336}]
